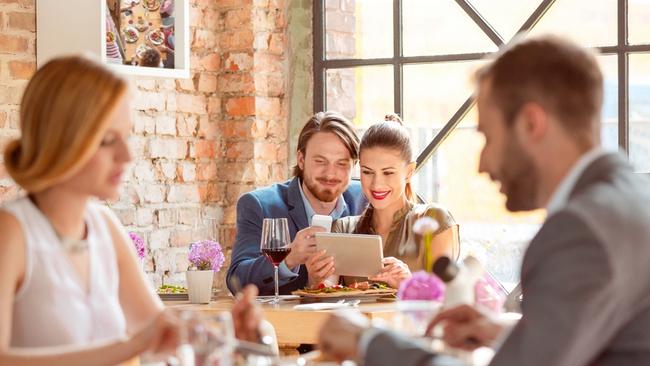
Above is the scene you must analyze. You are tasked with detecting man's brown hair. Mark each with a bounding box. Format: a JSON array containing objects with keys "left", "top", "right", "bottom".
[
  {"left": 293, "top": 111, "right": 360, "bottom": 179},
  {"left": 476, "top": 35, "right": 604, "bottom": 148}
]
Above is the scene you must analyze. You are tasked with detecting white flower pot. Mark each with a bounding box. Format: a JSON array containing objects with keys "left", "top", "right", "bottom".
[{"left": 186, "top": 270, "right": 214, "bottom": 304}]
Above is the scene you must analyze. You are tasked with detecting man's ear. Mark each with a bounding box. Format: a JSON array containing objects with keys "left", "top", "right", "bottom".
[
  {"left": 516, "top": 102, "right": 548, "bottom": 143},
  {"left": 297, "top": 150, "right": 305, "bottom": 171}
]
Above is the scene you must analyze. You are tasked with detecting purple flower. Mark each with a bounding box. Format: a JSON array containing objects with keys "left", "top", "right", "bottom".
[
  {"left": 188, "top": 240, "right": 225, "bottom": 271},
  {"left": 129, "top": 232, "right": 146, "bottom": 260},
  {"left": 398, "top": 271, "right": 445, "bottom": 301}
]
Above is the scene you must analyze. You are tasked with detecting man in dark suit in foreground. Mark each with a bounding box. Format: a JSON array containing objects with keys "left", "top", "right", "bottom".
[{"left": 318, "top": 35, "right": 650, "bottom": 366}]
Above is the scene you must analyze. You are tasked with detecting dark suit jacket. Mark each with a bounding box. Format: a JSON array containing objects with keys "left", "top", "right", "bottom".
[
  {"left": 226, "top": 177, "right": 365, "bottom": 295},
  {"left": 365, "top": 153, "right": 650, "bottom": 366}
]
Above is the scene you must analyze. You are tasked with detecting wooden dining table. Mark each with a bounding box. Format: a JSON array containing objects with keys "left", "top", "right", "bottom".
[
  {"left": 165, "top": 296, "right": 399, "bottom": 346},
  {"left": 164, "top": 297, "right": 496, "bottom": 365}
]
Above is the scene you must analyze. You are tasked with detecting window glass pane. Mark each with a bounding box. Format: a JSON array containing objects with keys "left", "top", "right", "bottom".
[
  {"left": 529, "top": 0, "right": 617, "bottom": 47},
  {"left": 468, "top": 0, "right": 542, "bottom": 42},
  {"left": 629, "top": 53, "right": 650, "bottom": 173},
  {"left": 325, "top": 0, "right": 393, "bottom": 59},
  {"left": 413, "top": 106, "right": 543, "bottom": 289},
  {"left": 403, "top": 61, "right": 486, "bottom": 129},
  {"left": 629, "top": 0, "right": 650, "bottom": 45},
  {"left": 599, "top": 55, "right": 619, "bottom": 152},
  {"left": 402, "top": 0, "right": 498, "bottom": 57},
  {"left": 325, "top": 65, "right": 394, "bottom": 127}
]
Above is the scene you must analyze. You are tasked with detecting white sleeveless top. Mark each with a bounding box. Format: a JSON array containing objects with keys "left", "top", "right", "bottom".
[{"left": 3, "top": 197, "right": 127, "bottom": 347}]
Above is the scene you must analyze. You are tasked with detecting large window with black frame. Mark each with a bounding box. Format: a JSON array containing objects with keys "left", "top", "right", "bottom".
[{"left": 313, "top": 0, "right": 650, "bottom": 290}]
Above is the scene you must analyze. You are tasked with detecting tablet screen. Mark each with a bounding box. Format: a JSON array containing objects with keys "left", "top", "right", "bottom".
[{"left": 315, "top": 233, "right": 383, "bottom": 277}]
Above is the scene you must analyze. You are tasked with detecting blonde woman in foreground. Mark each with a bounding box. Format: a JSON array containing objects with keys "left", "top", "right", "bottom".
[
  {"left": 0, "top": 56, "right": 267, "bottom": 366},
  {"left": 0, "top": 55, "right": 183, "bottom": 366}
]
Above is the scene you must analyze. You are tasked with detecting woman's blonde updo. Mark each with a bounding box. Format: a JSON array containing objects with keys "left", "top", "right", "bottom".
[{"left": 4, "top": 55, "right": 128, "bottom": 193}]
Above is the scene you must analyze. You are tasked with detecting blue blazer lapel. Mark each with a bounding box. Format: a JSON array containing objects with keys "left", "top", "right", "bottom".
[{"left": 287, "top": 177, "right": 309, "bottom": 231}]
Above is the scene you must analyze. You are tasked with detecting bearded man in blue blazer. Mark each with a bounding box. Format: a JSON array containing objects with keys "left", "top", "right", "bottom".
[{"left": 226, "top": 112, "right": 366, "bottom": 295}]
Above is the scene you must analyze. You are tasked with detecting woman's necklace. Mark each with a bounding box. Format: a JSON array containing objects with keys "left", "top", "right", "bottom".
[
  {"left": 58, "top": 235, "right": 88, "bottom": 254},
  {"left": 29, "top": 195, "right": 88, "bottom": 254}
]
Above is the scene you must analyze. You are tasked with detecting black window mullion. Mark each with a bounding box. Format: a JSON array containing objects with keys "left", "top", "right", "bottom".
[
  {"left": 415, "top": 96, "right": 475, "bottom": 172},
  {"left": 516, "top": 0, "right": 557, "bottom": 34},
  {"left": 618, "top": 0, "right": 629, "bottom": 153},
  {"left": 599, "top": 44, "right": 650, "bottom": 54},
  {"left": 393, "top": 0, "right": 403, "bottom": 117},
  {"left": 313, "top": 0, "right": 325, "bottom": 112},
  {"left": 454, "top": 0, "right": 504, "bottom": 47}
]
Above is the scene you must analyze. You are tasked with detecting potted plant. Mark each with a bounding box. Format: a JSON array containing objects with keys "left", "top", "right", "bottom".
[{"left": 186, "top": 240, "right": 225, "bottom": 304}]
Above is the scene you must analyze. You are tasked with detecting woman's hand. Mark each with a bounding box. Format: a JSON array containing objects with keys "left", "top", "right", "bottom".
[{"left": 368, "top": 257, "right": 412, "bottom": 288}]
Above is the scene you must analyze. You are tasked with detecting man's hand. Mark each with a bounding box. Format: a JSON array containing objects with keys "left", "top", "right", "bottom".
[
  {"left": 426, "top": 304, "right": 504, "bottom": 351},
  {"left": 368, "top": 257, "right": 412, "bottom": 289},
  {"left": 284, "top": 226, "right": 326, "bottom": 268},
  {"left": 318, "top": 311, "right": 370, "bottom": 362},
  {"left": 231, "top": 285, "right": 263, "bottom": 342},
  {"left": 306, "top": 250, "right": 336, "bottom": 288}
]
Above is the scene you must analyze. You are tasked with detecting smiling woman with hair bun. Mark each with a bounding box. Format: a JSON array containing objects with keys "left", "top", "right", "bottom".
[{"left": 330, "top": 113, "right": 460, "bottom": 289}]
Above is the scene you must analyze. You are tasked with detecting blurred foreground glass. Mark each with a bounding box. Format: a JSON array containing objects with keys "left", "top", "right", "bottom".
[
  {"left": 177, "top": 311, "right": 236, "bottom": 366},
  {"left": 393, "top": 300, "right": 442, "bottom": 337}
]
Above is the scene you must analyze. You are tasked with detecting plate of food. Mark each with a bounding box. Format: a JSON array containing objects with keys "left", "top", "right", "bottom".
[
  {"left": 157, "top": 285, "right": 221, "bottom": 301},
  {"left": 157, "top": 284, "right": 188, "bottom": 300},
  {"left": 147, "top": 29, "right": 165, "bottom": 45},
  {"left": 143, "top": 0, "right": 160, "bottom": 11},
  {"left": 292, "top": 282, "right": 397, "bottom": 300},
  {"left": 122, "top": 26, "right": 139, "bottom": 43}
]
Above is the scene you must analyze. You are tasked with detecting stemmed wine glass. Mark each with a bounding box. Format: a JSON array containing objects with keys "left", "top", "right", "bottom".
[{"left": 260, "top": 218, "right": 291, "bottom": 304}]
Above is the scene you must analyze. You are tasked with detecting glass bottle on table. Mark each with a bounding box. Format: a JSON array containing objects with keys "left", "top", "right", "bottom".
[{"left": 260, "top": 218, "right": 291, "bottom": 304}]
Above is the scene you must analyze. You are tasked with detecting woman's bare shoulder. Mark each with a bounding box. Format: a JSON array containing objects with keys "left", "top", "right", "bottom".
[
  {"left": 0, "top": 210, "right": 24, "bottom": 247},
  {"left": 0, "top": 209, "right": 26, "bottom": 277}
]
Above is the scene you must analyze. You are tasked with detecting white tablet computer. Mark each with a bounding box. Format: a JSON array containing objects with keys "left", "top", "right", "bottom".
[{"left": 314, "top": 232, "right": 383, "bottom": 277}]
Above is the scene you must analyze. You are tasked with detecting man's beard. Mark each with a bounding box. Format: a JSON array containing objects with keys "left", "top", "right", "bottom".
[
  {"left": 500, "top": 137, "right": 539, "bottom": 212},
  {"left": 303, "top": 175, "right": 345, "bottom": 203}
]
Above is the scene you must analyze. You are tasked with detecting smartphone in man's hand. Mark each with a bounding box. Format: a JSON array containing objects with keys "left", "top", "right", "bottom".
[{"left": 311, "top": 214, "right": 332, "bottom": 232}]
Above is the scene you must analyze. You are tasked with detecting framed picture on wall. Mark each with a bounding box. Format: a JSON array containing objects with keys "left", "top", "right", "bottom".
[{"left": 37, "top": 0, "right": 190, "bottom": 78}]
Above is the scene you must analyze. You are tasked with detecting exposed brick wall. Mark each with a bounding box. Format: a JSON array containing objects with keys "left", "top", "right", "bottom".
[
  {"left": 0, "top": 0, "right": 292, "bottom": 289},
  {"left": 0, "top": 0, "right": 34, "bottom": 200}
]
